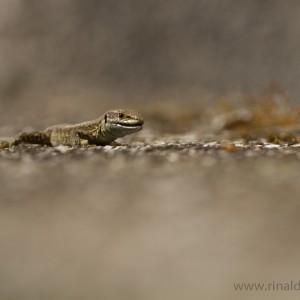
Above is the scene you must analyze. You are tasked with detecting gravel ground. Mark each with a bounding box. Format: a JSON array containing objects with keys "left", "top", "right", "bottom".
[{"left": 1, "top": 133, "right": 300, "bottom": 300}]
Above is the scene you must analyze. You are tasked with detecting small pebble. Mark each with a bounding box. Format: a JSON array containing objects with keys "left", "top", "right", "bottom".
[
  {"left": 263, "top": 143, "right": 281, "bottom": 149},
  {"left": 54, "top": 145, "right": 71, "bottom": 153}
]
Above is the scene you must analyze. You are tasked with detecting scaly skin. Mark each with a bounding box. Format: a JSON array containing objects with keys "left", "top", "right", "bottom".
[{"left": 0, "top": 109, "right": 144, "bottom": 147}]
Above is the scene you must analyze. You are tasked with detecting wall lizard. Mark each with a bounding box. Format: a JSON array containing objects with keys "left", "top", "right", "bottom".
[{"left": 0, "top": 109, "right": 144, "bottom": 148}]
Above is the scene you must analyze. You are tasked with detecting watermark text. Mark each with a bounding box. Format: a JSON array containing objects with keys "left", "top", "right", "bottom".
[{"left": 234, "top": 281, "right": 300, "bottom": 292}]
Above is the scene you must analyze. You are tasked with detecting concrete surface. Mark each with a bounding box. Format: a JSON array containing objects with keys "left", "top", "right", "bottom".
[{"left": 1, "top": 136, "right": 300, "bottom": 300}]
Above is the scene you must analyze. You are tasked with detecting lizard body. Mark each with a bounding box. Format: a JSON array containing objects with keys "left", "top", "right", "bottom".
[{"left": 0, "top": 109, "right": 144, "bottom": 147}]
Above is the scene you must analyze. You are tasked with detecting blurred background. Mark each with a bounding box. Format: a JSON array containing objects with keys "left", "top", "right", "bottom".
[{"left": 1, "top": 0, "right": 300, "bottom": 126}]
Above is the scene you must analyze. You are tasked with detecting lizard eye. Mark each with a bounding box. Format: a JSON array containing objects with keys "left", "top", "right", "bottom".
[
  {"left": 104, "top": 114, "right": 107, "bottom": 123},
  {"left": 119, "top": 113, "right": 124, "bottom": 118}
]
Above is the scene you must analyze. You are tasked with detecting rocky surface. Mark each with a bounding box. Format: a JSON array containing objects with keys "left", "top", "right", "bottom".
[{"left": 1, "top": 134, "right": 300, "bottom": 300}]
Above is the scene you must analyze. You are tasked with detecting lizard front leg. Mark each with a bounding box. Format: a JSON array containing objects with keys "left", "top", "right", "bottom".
[{"left": 49, "top": 129, "right": 89, "bottom": 146}]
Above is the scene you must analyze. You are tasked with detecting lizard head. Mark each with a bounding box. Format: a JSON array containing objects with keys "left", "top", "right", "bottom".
[{"left": 103, "top": 109, "right": 144, "bottom": 137}]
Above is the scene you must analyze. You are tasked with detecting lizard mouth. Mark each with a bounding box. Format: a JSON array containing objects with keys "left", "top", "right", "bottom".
[
  {"left": 115, "top": 123, "right": 143, "bottom": 129},
  {"left": 114, "top": 120, "right": 144, "bottom": 128}
]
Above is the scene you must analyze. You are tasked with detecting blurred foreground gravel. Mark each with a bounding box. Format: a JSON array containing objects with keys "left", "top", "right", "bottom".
[{"left": 1, "top": 135, "right": 300, "bottom": 300}]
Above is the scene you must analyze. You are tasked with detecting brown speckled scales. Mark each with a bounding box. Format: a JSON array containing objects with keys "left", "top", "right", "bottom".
[{"left": 13, "top": 132, "right": 52, "bottom": 146}]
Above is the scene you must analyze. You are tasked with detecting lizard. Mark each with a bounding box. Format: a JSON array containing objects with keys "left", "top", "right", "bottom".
[{"left": 0, "top": 109, "right": 144, "bottom": 148}]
